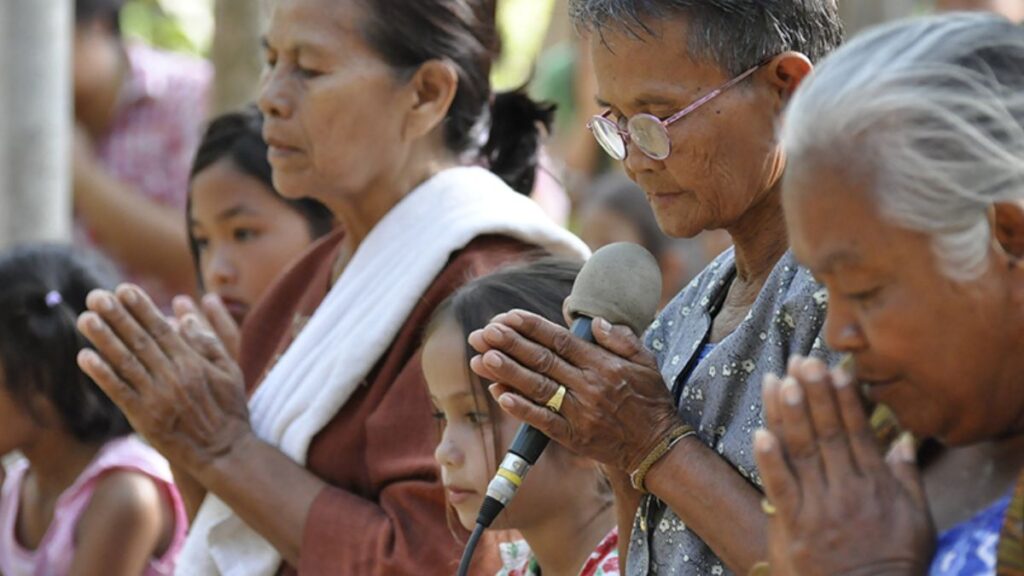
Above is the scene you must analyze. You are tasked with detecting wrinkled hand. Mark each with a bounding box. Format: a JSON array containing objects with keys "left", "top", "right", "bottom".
[
  {"left": 468, "top": 309, "right": 681, "bottom": 473},
  {"left": 77, "top": 284, "right": 251, "bottom": 478},
  {"left": 754, "top": 357, "right": 934, "bottom": 576},
  {"left": 172, "top": 294, "right": 241, "bottom": 361}
]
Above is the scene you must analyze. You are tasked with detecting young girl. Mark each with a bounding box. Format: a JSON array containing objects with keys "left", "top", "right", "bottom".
[
  {"left": 0, "top": 245, "right": 187, "bottom": 575},
  {"left": 423, "top": 258, "right": 620, "bottom": 576},
  {"left": 180, "top": 107, "right": 333, "bottom": 356}
]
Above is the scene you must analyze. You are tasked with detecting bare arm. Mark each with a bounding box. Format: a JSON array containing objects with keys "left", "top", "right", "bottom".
[
  {"left": 643, "top": 436, "right": 768, "bottom": 572},
  {"left": 73, "top": 131, "right": 196, "bottom": 296},
  {"left": 70, "top": 471, "right": 170, "bottom": 576}
]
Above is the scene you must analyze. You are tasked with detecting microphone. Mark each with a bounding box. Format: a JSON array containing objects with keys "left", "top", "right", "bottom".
[{"left": 475, "top": 242, "right": 663, "bottom": 529}]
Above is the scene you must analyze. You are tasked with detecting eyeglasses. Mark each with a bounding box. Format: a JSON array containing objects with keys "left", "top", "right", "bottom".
[{"left": 587, "top": 63, "right": 763, "bottom": 161}]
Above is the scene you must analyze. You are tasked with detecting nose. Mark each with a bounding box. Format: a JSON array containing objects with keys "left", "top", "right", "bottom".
[
  {"left": 205, "top": 248, "right": 238, "bottom": 291},
  {"left": 622, "top": 137, "right": 662, "bottom": 175},
  {"left": 434, "top": 429, "right": 463, "bottom": 469},
  {"left": 823, "top": 298, "right": 867, "bottom": 354},
  {"left": 258, "top": 64, "right": 293, "bottom": 120}
]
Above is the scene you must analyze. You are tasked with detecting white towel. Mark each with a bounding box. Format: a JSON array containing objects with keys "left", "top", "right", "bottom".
[{"left": 175, "top": 167, "right": 590, "bottom": 575}]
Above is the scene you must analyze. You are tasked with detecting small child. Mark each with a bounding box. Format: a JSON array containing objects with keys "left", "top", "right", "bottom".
[
  {"left": 0, "top": 245, "right": 187, "bottom": 575},
  {"left": 423, "top": 258, "right": 620, "bottom": 576}
]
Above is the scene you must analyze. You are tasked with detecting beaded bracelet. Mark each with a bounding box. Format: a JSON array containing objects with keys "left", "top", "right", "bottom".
[{"left": 629, "top": 424, "right": 696, "bottom": 492}]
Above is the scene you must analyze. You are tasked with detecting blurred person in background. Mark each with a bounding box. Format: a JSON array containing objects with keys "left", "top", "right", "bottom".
[{"left": 73, "top": 0, "right": 212, "bottom": 306}]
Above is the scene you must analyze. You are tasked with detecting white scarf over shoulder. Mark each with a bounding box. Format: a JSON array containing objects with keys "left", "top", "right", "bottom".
[{"left": 176, "top": 167, "right": 590, "bottom": 575}]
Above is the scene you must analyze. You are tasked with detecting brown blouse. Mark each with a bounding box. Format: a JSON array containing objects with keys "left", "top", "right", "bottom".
[{"left": 238, "top": 229, "right": 532, "bottom": 575}]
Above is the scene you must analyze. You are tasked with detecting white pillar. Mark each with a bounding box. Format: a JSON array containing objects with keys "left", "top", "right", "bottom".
[{"left": 0, "top": 0, "right": 73, "bottom": 248}]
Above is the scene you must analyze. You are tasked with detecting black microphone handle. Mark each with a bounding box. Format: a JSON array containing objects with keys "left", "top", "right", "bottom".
[{"left": 506, "top": 315, "right": 593, "bottom": 463}]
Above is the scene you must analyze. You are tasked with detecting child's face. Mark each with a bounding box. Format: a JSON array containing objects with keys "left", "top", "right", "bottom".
[
  {"left": 0, "top": 373, "right": 39, "bottom": 457},
  {"left": 424, "top": 319, "right": 565, "bottom": 531},
  {"left": 424, "top": 318, "right": 502, "bottom": 529},
  {"left": 189, "top": 159, "right": 316, "bottom": 326}
]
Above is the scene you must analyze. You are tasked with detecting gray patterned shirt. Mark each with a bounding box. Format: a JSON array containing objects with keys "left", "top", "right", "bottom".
[{"left": 627, "top": 247, "right": 839, "bottom": 575}]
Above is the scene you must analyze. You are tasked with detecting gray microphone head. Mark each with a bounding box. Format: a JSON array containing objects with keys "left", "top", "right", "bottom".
[{"left": 565, "top": 242, "right": 662, "bottom": 336}]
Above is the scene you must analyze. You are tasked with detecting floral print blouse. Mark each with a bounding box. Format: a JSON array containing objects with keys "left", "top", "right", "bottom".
[
  {"left": 498, "top": 527, "right": 620, "bottom": 576},
  {"left": 628, "top": 248, "right": 838, "bottom": 575}
]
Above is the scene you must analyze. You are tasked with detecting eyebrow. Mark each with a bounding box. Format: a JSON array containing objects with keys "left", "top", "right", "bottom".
[
  {"left": 819, "top": 250, "right": 864, "bottom": 273},
  {"left": 595, "top": 93, "right": 683, "bottom": 110}
]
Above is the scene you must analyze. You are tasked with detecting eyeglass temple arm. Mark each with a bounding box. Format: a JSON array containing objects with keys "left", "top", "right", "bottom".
[{"left": 661, "top": 63, "right": 763, "bottom": 127}]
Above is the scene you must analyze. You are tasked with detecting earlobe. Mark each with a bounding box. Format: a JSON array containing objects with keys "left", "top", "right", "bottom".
[{"left": 993, "top": 201, "right": 1024, "bottom": 259}]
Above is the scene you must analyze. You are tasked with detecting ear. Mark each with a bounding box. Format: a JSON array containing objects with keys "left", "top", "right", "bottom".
[
  {"left": 993, "top": 201, "right": 1024, "bottom": 259},
  {"left": 762, "top": 51, "right": 813, "bottom": 104},
  {"left": 401, "top": 59, "right": 460, "bottom": 142}
]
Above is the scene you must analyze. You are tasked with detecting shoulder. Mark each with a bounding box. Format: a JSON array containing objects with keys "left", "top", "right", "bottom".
[{"left": 77, "top": 469, "right": 165, "bottom": 539}]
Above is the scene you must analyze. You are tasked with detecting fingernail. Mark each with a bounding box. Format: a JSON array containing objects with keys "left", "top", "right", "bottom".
[
  {"left": 802, "top": 359, "right": 826, "bottom": 382},
  {"left": 485, "top": 324, "right": 508, "bottom": 343},
  {"left": 754, "top": 429, "right": 775, "bottom": 452},
  {"left": 88, "top": 316, "right": 103, "bottom": 331},
  {"left": 202, "top": 293, "right": 220, "bottom": 307},
  {"left": 832, "top": 367, "right": 852, "bottom": 388},
  {"left": 896, "top": 432, "right": 917, "bottom": 462},
  {"left": 94, "top": 293, "right": 114, "bottom": 312},
  {"left": 498, "top": 393, "right": 515, "bottom": 409},
  {"left": 787, "top": 355, "right": 801, "bottom": 373},
  {"left": 484, "top": 352, "right": 503, "bottom": 368},
  {"left": 121, "top": 287, "right": 138, "bottom": 306},
  {"left": 782, "top": 377, "right": 802, "bottom": 405},
  {"left": 595, "top": 317, "right": 611, "bottom": 333},
  {"left": 504, "top": 312, "right": 523, "bottom": 327}
]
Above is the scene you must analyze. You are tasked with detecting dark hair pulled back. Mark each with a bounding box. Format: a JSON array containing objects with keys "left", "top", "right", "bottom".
[
  {"left": 0, "top": 245, "right": 131, "bottom": 443},
  {"left": 357, "top": 0, "right": 555, "bottom": 194}
]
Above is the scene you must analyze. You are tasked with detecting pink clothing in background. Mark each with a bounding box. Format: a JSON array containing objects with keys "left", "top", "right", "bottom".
[
  {"left": 75, "top": 42, "right": 212, "bottom": 307},
  {"left": 0, "top": 435, "right": 188, "bottom": 576}
]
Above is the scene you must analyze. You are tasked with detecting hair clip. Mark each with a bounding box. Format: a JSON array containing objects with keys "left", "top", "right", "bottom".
[{"left": 44, "top": 290, "right": 63, "bottom": 309}]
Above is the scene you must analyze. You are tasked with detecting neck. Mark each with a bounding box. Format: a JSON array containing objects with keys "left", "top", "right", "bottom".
[
  {"left": 323, "top": 157, "right": 457, "bottom": 257},
  {"left": 21, "top": 431, "right": 105, "bottom": 499},
  {"left": 519, "top": 496, "right": 615, "bottom": 576},
  {"left": 725, "top": 186, "right": 789, "bottom": 286}
]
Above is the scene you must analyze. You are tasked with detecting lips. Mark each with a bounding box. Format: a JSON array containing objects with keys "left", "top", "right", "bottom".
[
  {"left": 445, "top": 485, "right": 478, "bottom": 505},
  {"left": 262, "top": 130, "right": 303, "bottom": 161},
  {"left": 218, "top": 297, "right": 250, "bottom": 325}
]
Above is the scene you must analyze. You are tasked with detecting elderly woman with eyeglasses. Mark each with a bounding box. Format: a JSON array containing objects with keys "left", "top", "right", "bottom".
[
  {"left": 468, "top": 1, "right": 843, "bottom": 574},
  {"left": 754, "top": 13, "right": 1024, "bottom": 576}
]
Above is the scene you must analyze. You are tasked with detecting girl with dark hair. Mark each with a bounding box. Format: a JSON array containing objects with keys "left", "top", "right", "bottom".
[
  {"left": 74, "top": 0, "right": 588, "bottom": 574},
  {"left": 181, "top": 107, "right": 333, "bottom": 357},
  {"left": 0, "top": 245, "right": 187, "bottom": 575},
  {"left": 424, "top": 258, "right": 620, "bottom": 576}
]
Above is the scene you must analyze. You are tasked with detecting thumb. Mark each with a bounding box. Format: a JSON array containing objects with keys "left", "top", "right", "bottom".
[
  {"left": 886, "top": 432, "right": 927, "bottom": 509},
  {"left": 591, "top": 317, "right": 656, "bottom": 368}
]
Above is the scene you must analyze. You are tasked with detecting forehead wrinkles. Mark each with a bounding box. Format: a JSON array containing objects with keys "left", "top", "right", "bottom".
[{"left": 591, "top": 26, "right": 715, "bottom": 110}]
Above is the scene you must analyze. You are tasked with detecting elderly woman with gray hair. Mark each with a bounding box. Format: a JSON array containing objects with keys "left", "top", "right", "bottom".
[
  {"left": 469, "top": 1, "right": 844, "bottom": 574},
  {"left": 756, "top": 13, "right": 1024, "bottom": 576}
]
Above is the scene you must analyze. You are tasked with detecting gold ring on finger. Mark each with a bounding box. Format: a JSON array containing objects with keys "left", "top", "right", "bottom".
[{"left": 545, "top": 384, "right": 567, "bottom": 413}]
